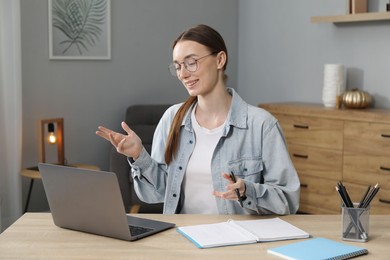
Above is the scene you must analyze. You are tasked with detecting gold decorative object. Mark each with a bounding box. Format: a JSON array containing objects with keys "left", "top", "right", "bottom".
[{"left": 342, "top": 88, "right": 372, "bottom": 109}]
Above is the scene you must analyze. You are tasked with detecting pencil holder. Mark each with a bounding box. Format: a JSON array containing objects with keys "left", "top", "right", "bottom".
[{"left": 341, "top": 203, "right": 370, "bottom": 242}]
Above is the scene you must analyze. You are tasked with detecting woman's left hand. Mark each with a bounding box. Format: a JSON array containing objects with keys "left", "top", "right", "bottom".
[{"left": 213, "top": 173, "right": 245, "bottom": 201}]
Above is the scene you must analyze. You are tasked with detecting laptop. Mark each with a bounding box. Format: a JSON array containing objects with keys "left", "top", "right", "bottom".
[{"left": 38, "top": 163, "right": 175, "bottom": 241}]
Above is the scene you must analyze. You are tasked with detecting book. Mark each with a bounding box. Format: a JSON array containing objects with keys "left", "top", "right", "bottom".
[
  {"left": 176, "top": 217, "right": 310, "bottom": 249},
  {"left": 267, "top": 237, "right": 368, "bottom": 260}
]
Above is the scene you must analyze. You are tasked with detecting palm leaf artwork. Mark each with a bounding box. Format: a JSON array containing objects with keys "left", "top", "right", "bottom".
[{"left": 52, "top": 0, "right": 107, "bottom": 55}]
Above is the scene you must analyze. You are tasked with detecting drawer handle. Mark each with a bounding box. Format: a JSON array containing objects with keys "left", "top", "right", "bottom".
[
  {"left": 300, "top": 184, "right": 308, "bottom": 188},
  {"left": 293, "top": 124, "right": 309, "bottom": 129},
  {"left": 381, "top": 134, "right": 390, "bottom": 138},
  {"left": 293, "top": 154, "right": 309, "bottom": 159},
  {"left": 379, "top": 199, "right": 390, "bottom": 204},
  {"left": 379, "top": 166, "right": 390, "bottom": 172}
]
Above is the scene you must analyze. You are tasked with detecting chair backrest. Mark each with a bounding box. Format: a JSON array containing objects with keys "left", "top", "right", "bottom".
[
  {"left": 125, "top": 104, "right": 172, "bottom": 154},
  {"left": 111, "top": 104, "right": 171, "bottom": 213}
]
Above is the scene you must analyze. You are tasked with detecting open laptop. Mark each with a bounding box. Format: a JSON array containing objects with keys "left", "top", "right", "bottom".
[{"left": 38, "top": 163, "right": 175, "bottom": 241}]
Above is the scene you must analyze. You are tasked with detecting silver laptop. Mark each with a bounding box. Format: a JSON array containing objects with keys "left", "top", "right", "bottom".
[{"left": 38, "top": 163, "right": 175, "bottom": 241}]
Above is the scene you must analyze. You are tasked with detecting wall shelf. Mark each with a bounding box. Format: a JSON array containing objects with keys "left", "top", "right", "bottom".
[{"left": 311, "top": 12, "right": 390, "bottom": 24}]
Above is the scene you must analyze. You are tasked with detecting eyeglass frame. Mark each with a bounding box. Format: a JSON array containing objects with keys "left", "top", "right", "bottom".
[{"left": 168, "top": 52, "right": 217, "bottom": 77}]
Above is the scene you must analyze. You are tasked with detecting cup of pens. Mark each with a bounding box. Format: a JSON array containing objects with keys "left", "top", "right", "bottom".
[
  {"left": 342, "top": 203, "right": 370, "bottom": 242},
  {"left": 336, "top": 182, "right": 380, "bottom": 243}
]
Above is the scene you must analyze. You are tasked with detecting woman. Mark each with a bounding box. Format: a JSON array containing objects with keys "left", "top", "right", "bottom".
[{"left": 96, "top": 24, "right": 300, "bottom": 215}]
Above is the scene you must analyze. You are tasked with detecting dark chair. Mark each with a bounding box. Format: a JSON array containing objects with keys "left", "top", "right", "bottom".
[{"left": 109, "top": 104, "right": 171, "bottom": 213}]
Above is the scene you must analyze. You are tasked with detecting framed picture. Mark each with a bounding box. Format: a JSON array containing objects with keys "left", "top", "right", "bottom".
[{"left": 48, "top": 0, "right": 111, "bottom": 60}]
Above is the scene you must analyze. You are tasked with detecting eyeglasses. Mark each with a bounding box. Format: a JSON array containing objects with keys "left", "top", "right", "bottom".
[{"left": 168, "top": 52, "right": 216, "bottom": 77}]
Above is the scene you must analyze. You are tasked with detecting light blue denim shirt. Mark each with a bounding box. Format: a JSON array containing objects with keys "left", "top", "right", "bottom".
[{"left": 130, "top": 88, "right": 300, "bottom": 215}]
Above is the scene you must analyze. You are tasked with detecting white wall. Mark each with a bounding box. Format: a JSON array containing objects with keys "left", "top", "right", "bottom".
[{"left": 238, "top": 0, "right": 390, "bottom": 108}]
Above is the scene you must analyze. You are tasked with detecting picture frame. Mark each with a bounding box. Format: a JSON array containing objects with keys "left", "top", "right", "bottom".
[{"left": 48, "top": 0, "right": 111, "bottom": 60}]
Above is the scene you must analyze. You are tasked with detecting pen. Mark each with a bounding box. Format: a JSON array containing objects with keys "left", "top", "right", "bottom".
[
  {"left": 230, "top": 172, "right": 243, "bottom": 207},
  {"left": 337, "top": 181, "right": 353, "bottom": 207},
  {"left": 335, "top": 186, "right": 350, "bottom": 208},
  {"left": 358, "top": 185, "right": 371, "bottom": 208},
  {"left": 361, "top": 183, "right": 380, "bottom": 209}
]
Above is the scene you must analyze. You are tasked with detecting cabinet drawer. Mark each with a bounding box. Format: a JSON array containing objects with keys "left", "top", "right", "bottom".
[
  {"left": 276, "top": 114, "right": 343, "bottom": 150},
  {"left": 344, "top": 121, "right": 390, "bottom": 156},
  {"left": 376, "top": 188, "right": 390, "bottom": 213},
  {"left": 379, "top": 166, "right": 390, "bottom": 190},
  {"left": 343, "top": 182, "right": 390, "bottom": 214},
  {"left": 343, "top": 152, "right": 383, "bottom": 186},
  {"left": 299, "top": 175, "right": 340, "bottom": 214},
  {"left": 289, "top": 144, "right": 342, "bottom": 180}
]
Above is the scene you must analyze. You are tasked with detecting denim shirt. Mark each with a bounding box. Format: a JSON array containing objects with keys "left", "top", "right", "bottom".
[{"left": 130, "top": 88, "right": 300, "bottom": 215}]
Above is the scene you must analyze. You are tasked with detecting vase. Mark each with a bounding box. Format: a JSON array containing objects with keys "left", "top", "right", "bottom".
[{"left": 322, "top": 64, "right": 346, "bottom": 108}]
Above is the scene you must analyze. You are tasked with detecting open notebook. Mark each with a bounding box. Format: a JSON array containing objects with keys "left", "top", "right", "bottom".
[{"left": 177, "top": 217, "right": 309, "bottom": 249}]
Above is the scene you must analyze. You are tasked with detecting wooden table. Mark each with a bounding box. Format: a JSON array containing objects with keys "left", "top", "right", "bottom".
[
  {"left": 0, "top": 213, "right": 389, "bottom": 259},
  {"left": 20, "top": 164, "right": 100, "bottom": 212}
]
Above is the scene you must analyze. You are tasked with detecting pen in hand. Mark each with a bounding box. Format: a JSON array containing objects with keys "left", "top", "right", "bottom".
[{"left": 230, "top": 172, "right": 243, "bottom": 207}]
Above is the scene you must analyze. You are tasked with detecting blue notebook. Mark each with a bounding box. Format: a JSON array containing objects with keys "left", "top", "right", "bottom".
[{"left": 267, "top": 237, "right": 368, "bottom": 260}]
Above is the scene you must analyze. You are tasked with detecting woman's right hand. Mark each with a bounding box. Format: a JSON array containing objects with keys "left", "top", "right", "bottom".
[{"left": 96, "top": 121, "right": 142, "bottom": 159}]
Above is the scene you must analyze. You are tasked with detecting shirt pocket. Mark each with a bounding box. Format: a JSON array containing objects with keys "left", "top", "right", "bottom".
[{"left": 227, "top": 157, "right": 263, "bottom": 182}]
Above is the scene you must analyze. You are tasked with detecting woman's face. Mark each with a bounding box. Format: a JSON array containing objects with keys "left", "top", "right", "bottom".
[{"left": 172, "top": 40, "right": 223, "bottom": 97}]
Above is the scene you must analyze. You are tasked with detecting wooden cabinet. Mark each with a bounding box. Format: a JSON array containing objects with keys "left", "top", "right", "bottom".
[{"left": 259, "top": 102, "right": 390, "bottom": 214}]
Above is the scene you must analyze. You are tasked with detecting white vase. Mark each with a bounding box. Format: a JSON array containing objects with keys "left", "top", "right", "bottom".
[{"left": 322, "top": 64, "right": 346, "bottom": 108}]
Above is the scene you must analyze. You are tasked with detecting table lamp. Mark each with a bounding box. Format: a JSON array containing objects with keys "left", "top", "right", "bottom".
[{"left": 40, "top": 118, "right": 64, "bottom": 165}]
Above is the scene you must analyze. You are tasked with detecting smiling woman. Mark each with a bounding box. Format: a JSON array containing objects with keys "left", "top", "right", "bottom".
[{"left": 96, "top": 24, "right": 300, "bottom": 216}]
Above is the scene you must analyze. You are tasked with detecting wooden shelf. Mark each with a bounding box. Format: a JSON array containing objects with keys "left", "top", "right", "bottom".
[{"left": 311, "top": 12, "right": 390, "bottom": 24}]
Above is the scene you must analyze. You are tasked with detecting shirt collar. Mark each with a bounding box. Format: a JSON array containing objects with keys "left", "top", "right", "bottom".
[{"left": 182, "top": 88, "right": 248, "bottom": 134}]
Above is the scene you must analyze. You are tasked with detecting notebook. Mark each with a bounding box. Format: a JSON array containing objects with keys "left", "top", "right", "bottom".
[
  {"left": 38, "top": 163, "right": 175, "bottom": 241},
  {"left": 267, "top": 237, "right": 368, "bottom": 260},
  {"left": 177, "top": 217, "right": 309, "bottom": 248}
]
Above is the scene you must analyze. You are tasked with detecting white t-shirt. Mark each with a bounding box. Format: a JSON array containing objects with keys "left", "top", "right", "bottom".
[{"left": 180, "top": 107, "right": 225, "bottom": 214}]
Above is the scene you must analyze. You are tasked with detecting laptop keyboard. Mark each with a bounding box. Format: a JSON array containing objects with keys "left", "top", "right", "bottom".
[{"left": 129, "top": 225, "right": 154, "bottom": 236}]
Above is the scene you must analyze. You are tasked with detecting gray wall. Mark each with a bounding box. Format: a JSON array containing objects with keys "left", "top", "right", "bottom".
[
  {"left": 21, "top": 0, "right": 238, "bottom": 211},
  {"left": 238, "top": 0, "right": 390, "bottom": 108}
]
